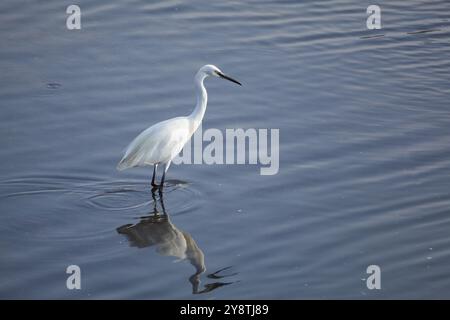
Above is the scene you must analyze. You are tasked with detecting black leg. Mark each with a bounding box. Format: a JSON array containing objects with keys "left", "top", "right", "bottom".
[
  {"left": 151, "top": 164, "right": 157, "bottom": 187},
  {"left": 159, "top": 161, "right": 170, "bottom": 190},
  {"left": 158, "top": 188, "right": 166, "bottom": 214},
  {"left": 160, "top": 170, "right": 166, "bottom": 189},
  {"left": 151, "top": 188, "right": 158, "bottom": 216}
]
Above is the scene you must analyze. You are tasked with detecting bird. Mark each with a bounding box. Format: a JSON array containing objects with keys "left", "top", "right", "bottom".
[{"left": 117, "top": 64, "right": 242, "bottom": 189}]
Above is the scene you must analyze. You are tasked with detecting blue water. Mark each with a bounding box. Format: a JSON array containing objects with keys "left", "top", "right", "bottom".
[{"left": 1, "top": 0, "right": 450, "bottom": 299}]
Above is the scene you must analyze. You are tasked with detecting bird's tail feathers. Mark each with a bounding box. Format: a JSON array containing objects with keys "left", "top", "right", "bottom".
[{"left": 116, "top": 159, "right": 130, "bottom": 171}]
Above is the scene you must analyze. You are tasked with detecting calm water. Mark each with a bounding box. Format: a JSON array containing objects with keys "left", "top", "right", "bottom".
[{"left": 1, "top": 0, "right": 450, "bottom": 299}]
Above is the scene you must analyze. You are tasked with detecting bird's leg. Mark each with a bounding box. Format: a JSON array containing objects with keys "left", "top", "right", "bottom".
[
  {"left": 158, "top": 188, "right": 167, "bottom": 215},
  {"left": 160, "top": 170, "right": 166, "bottom": 189},
  {"left": 159, "top": 161, "right": 171, "bottom": 189},
  {"left": 151, "top": 188, "right": 159, "bottom": 216},
  {"left": 151, "top": 164, "right": 158, "bottom": 188}
]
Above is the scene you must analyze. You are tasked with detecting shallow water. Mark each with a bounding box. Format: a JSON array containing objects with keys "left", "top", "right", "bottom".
[{"left": 1, "top": 0, "right": 450, "bottom": 299}]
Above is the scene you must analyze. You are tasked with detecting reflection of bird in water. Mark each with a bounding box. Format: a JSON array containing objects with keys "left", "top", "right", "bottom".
[{"left": 117, "top": 189, "right": 236, "bottom": 294}]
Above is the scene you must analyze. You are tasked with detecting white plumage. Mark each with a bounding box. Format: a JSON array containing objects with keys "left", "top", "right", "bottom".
[
  {"left": 117, "top": 117, "right": 191, "bottom": 170},
  {"left": 117, "top": 64, "right": 241, "bottom": 188}
]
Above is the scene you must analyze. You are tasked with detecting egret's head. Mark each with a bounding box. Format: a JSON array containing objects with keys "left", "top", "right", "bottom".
[{"left": 199, "top": 64, "right": 242, "bottom": 86}]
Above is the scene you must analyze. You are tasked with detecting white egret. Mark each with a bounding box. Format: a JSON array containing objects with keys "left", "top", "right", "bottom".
[{"left": 117, "top": 64, "right": 241, "bottom": 188}]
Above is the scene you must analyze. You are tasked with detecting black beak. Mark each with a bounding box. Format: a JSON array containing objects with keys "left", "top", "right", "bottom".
[{"left": 217, "top": 71, "right": 242, "bottom": 86}]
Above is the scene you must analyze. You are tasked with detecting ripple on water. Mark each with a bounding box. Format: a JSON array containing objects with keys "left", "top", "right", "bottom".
[{"left": 0, "top": 176, "right": 203, "bottom": 243}]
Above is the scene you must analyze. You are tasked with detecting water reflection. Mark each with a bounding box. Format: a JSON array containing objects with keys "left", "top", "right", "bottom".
[{"left": 117, "top": 189, "right": 236, "bottom": 294}]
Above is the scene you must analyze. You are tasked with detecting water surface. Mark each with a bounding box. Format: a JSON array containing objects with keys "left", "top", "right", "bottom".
[{"left": 1, "top": 0, "right": 450, "bottom": 299}]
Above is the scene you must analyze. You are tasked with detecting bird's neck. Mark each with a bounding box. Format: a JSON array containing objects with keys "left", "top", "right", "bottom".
[{"left": 189, "top": 72, "right": 208, "bottom": 132}]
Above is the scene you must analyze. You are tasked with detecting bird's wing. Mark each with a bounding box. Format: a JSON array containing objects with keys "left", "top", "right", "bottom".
[{"left": 117, "top": 117, "right": 190, "bottom": 170}]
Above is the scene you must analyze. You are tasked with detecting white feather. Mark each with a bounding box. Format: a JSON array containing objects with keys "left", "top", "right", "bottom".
[{"left": 117, "top": 117, "right": 191, "bottom": 170}]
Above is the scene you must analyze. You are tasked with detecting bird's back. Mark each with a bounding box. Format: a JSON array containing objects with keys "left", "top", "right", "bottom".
[{"left": 117, "top": 117, "right": 192, "bottom": 170}]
